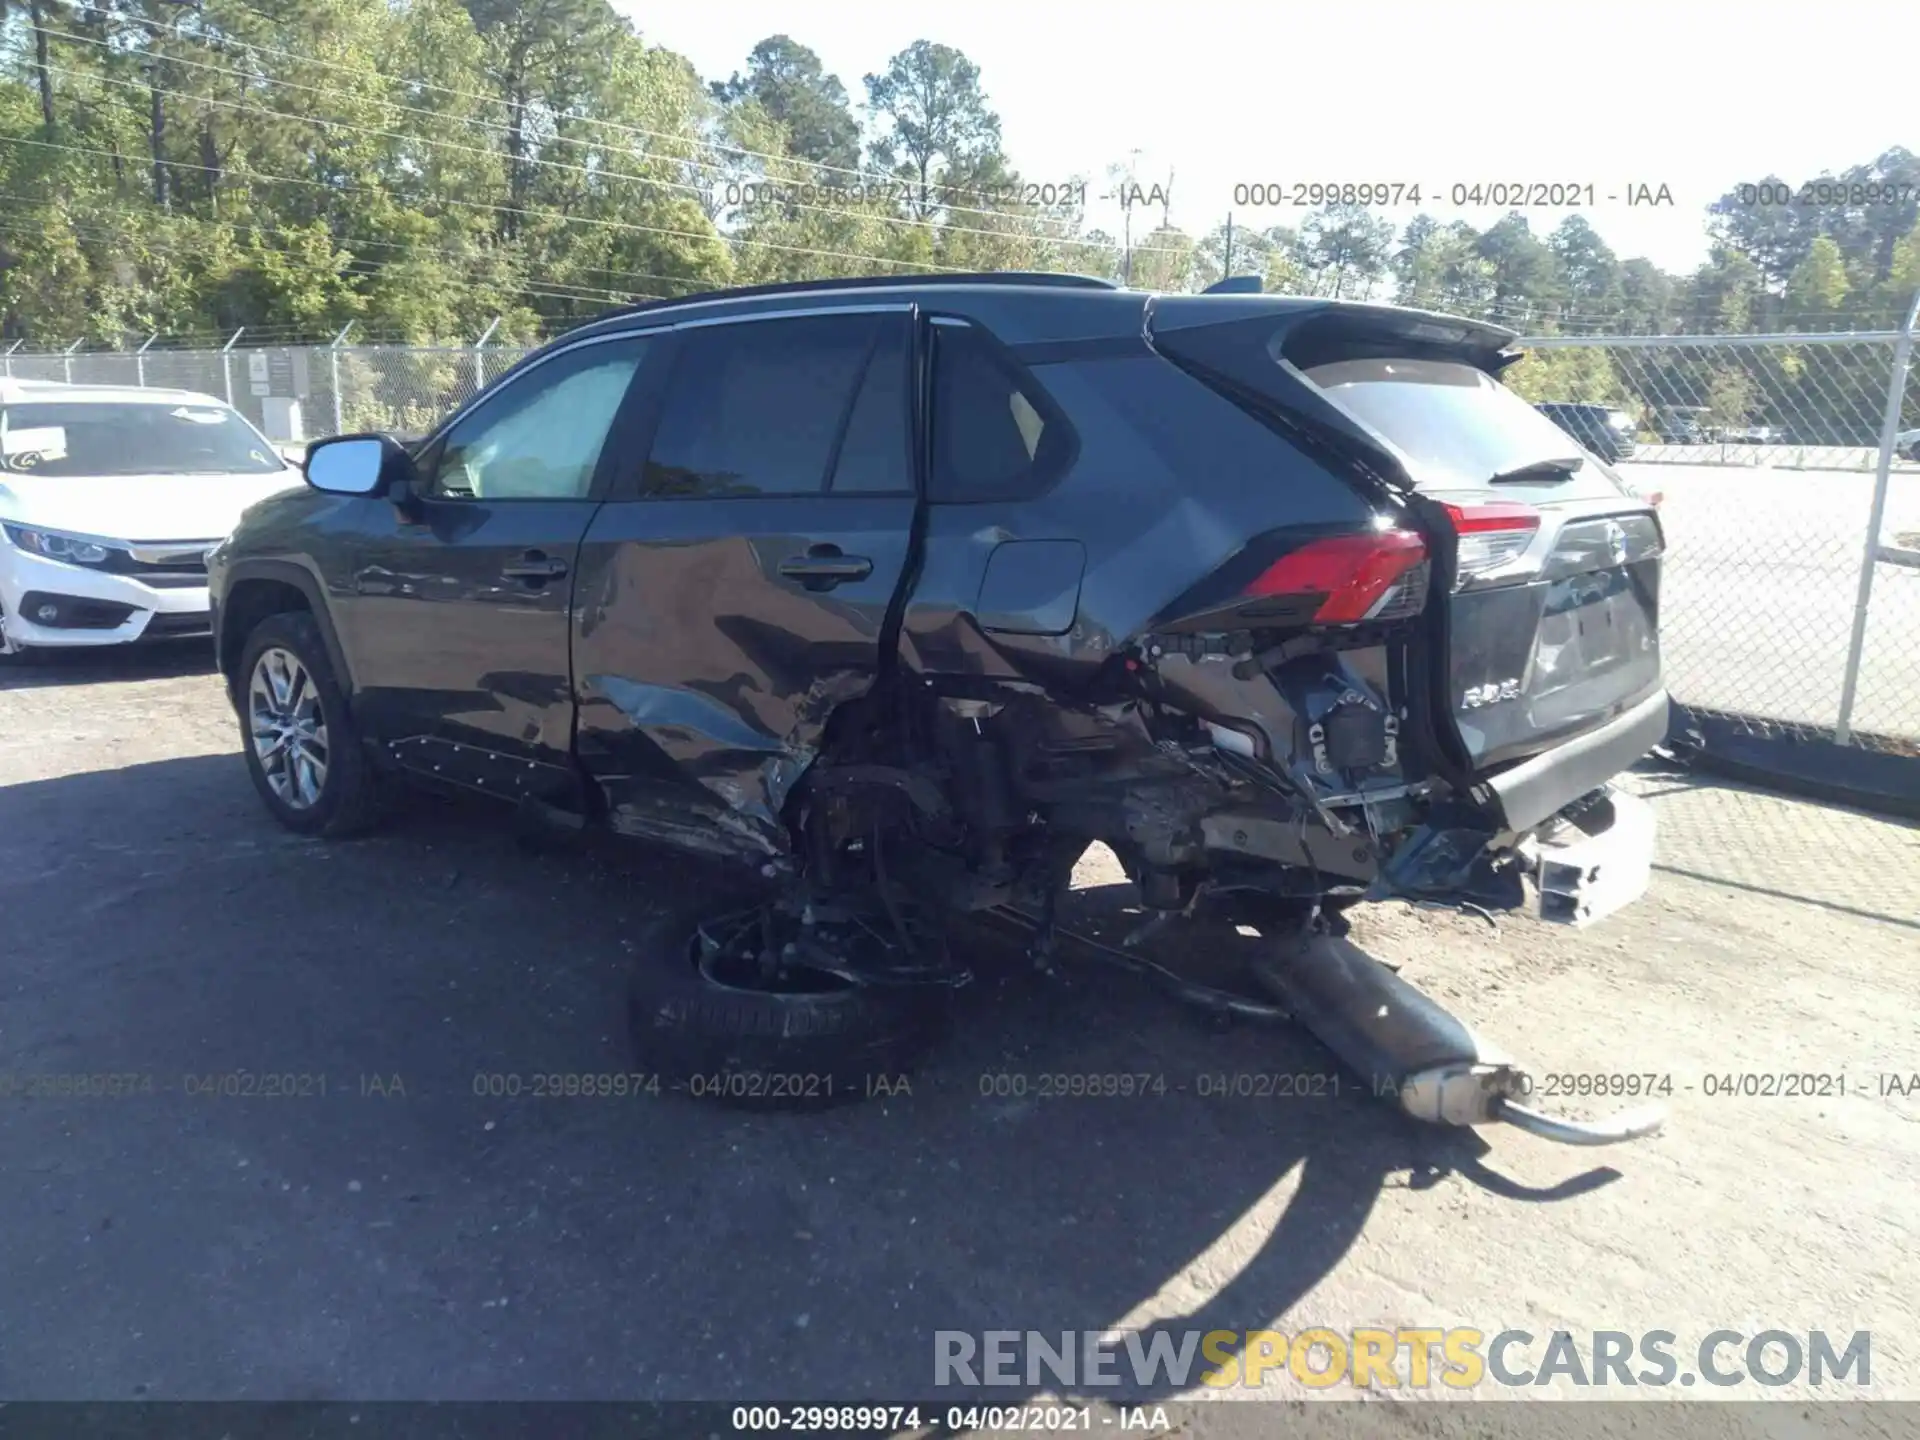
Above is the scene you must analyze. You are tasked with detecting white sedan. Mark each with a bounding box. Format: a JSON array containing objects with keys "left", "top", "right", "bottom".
[
  {"left": 1897, "top": 427, "right": 1920, "bottom": 462},
  {"left": 0, "top": 380, "right": 300, "bottom": 657}
]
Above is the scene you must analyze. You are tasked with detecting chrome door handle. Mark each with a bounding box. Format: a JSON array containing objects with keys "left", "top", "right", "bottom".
[
  {"left": 502, "top": 553, "right": 569, "bottom": 581},
  {"left": 777, "top": 550, "right": 872, "bottom": 588}
]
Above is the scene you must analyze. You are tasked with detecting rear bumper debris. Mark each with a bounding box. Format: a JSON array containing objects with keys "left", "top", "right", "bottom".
[{"left": 1526, "top": 787, "right": 1655, "bottom": 928}]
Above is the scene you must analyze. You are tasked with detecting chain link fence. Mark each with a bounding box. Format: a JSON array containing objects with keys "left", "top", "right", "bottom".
[
  {"left": 7, "top": 304, "right": 1918, "bottom": 776},
  {"left": 2, "top": 338, "right": 536, "bottom": 442},
  {"left": 1513, "top": 312, "right": 1920, "bottom": 763}
]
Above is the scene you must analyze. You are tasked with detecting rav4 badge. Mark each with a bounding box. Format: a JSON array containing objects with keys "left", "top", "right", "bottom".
[{"left": 1462, "top": 678, "right": 1523, "bottom": 708}]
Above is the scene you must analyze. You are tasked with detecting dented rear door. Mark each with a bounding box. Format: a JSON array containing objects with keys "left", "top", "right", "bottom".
[{"left": 569, "top": 307, "right": 919, "bottom": 850}]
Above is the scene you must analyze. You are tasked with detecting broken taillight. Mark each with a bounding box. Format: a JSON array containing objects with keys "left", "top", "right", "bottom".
[
  {"left": 1443, "top": 500, "right": 1541, "bottom": 584},
  {"left": 1243, "top": 525, "right": 1431, "bottom": 623}
]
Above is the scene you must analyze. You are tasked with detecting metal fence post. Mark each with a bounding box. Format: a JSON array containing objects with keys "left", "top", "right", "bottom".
[
  {"left": 2, "top": 340, "right": 20, "bottom": 378},
  {"left": 1833, "top": 289, "right": 1920, "bottom": 746},
  {"left": 472, "top": 316, "right": 501, "bottom": 394},
  {"left": 135, "top": 332, "right": 157, "bottom": 388},
  {"left": 328, "top": 321, "right": 353, "bottom": 435},
  {"left": 62, "top": 337, "right": 82, "bottom": 384},
  {"left": 220, "top": 327, "right": 245, "bottom": 406}
]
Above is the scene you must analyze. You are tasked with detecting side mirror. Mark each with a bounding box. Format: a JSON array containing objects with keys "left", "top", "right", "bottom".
[{"left": 303, "top": 433, "right": 417, "bottom": 498}]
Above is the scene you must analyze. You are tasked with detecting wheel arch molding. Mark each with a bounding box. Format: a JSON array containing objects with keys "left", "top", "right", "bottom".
[{"left": 217, "top": 558, "right": 356, "bottom": 706}]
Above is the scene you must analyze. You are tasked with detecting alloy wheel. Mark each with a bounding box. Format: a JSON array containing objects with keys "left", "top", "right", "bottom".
[{"left": 249, "top": 646, "right": 329, "bottom": 809}]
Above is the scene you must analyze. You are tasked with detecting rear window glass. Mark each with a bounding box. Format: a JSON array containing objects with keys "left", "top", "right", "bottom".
[
  {"left": 827, "top": 320, "right": 913, "bottom": 494},
  {"left": 643, "top": 314, "right": 882, "bottom": 498},
  {"left": 929, "top": 324, "right": 1073, "bottom": 502},
  {"left": 1303, "top": 357, "right": 1623, "bottom": 496}
]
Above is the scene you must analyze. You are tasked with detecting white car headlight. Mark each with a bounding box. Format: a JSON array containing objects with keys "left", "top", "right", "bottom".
[{"left": 2, "top": 524, "right": 116, "bottom": 566}]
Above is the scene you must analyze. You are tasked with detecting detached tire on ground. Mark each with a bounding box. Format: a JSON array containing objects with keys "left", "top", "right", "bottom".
[{"left": 626, "top": 895, "right": 950, "bottom": 1111}]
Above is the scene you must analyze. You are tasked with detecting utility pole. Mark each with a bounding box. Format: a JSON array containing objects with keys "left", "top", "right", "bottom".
[
  {"left": 328, "top": 321, "right": 354, "bottom": 436},
  {"left": 1223, "top": 213, "right": 1235, "bottom": 278},
  {"left": 221, "top": 327, "right": 245, "bottom": 406},
  {"left": 1112, "top": 149, "right": 1143, "bottom": 287},
  {"left": 472, "top": 316, "right": 501, "bottom": 393}
]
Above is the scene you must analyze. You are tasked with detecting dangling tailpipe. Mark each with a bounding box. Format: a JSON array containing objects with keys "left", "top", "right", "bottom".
[{"left": 1251, "top": 935, "right": 1665, "bottom": 1147}]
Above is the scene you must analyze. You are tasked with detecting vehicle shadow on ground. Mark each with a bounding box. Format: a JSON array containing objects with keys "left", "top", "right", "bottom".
[
  {"left": 0, "top": 641, "right": 217, "bottom": 691},
  {"left": 0, "top": 754, "right": 1617, "bottom": 1401}
]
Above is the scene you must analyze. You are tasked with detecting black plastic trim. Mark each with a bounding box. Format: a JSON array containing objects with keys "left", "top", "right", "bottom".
[
  {"left": 1670, "top": 706, "right": 1920, "bottom": 823},
  {"left": 15, "top": 591, "right": 136, "bottom": 629},
  {"left": 1010, "top": 335, "right": 1154, "bottom": 364},
  {"left": 1475, "top": 688, "right": 1669, "bottom": 833},
  {"left": 215, "top": 558, "right": 354, "bottom": 698}
]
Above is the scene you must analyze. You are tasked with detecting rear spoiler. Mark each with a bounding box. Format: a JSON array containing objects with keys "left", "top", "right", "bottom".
[
  {"left": 1152, "top": 295, "right": 1520, "bottom": 371},
  {"left": 1146, "top": 297, "right": 1527, "bottom": 497}
]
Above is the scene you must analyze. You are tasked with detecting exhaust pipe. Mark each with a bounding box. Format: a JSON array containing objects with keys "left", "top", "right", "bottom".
[{"left": 1251, "top": 933, "right": 1664, "bottom": 1147}]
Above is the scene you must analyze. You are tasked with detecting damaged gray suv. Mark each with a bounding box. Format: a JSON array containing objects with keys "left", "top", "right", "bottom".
[{"left": 209, "top": 273, "right": 1670, "bottom": 1144}]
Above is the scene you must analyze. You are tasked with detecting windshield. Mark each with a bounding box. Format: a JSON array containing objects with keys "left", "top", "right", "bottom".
[
  {"left": 1303, "top": 357, "right": 1624, "bottom": 497},
  {"left": 0, "top": 401, "right": 286, "bottom": 478}
]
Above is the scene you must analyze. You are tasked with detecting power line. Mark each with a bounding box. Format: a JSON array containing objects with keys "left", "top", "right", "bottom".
[
  {"left": 0, "top": 209, "right": 657, "bottom": 324},
  {"left": 30, "top": 51, "right": 1120, "bottom": 258},
  {"left": 0, "top": 131, "right": 985, "bottom": 274},
  {"left": 0, "top": 188, "right": 681, "bottom": 300},
  {"left": 0, "top": 205, "right": 660, "bottom": 320},
  {"left": 39, "top": 0, "right": 1107, "bottom": 235}
]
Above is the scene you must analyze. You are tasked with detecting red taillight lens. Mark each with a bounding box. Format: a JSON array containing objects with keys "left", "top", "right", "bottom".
[
  {"left": 1244, "top": 528, "right": 1430, "bottom": 623},
  {"left": 1443, "top": 500, "right": 1541, "bottom": 580}
]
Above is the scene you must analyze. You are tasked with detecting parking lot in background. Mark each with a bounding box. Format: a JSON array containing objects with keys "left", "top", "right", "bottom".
[
  {"left": 1622, "top": 461, "right": 1920, "bottom": 741},
  {"left": 2, "top": 645, "right": 1916, "bottom": 1406}
]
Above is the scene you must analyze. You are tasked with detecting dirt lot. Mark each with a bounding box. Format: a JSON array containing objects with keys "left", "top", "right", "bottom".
[{"left": 2, "top": 645, "right": 1917, "bottom": 1420}]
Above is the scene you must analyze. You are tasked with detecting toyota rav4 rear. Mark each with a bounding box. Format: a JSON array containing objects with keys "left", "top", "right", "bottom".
[{"left": 1133, "top": 296, "right": 1666, "bottom": 929}]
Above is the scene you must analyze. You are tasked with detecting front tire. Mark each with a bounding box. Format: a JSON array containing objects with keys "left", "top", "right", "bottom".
[
  {"left": 627, "top": 892, "right": 950, "bottom": 1111},
  {"left": 238, "top": 611, "right": 382, "bottom": 837}
]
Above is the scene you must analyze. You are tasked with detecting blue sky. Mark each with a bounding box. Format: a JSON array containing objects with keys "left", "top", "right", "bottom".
[{"left": 615, "top": 0, "right": 1913, "bottom": 279}]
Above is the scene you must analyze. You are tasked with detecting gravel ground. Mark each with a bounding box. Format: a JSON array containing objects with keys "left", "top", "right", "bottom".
[{"left": 1, "top": 645, "right": 1917, "bottom": 1427}]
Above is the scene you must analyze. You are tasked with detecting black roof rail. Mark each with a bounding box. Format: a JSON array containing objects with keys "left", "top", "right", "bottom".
[{"left": 602, "top": 270, "right": 1120, "bottom": 322}]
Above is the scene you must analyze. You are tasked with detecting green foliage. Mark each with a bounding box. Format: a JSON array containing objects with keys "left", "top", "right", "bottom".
[
  {"left": 0, "top": 5, "right": 1914, "bottom": 368},
  {"left": 710, "top": 36, "right": 859, "bottom": 172},
  {"left": 1785, "top": 236, "right": 1849, "bottom": 320},
  {"left": 1393, "top": 216, "right": 1494, "bottom": 313},
  {"left": 863, "top": 41, "right": 1001, "bottom": 222},
  {"left": 0, "top": 0, "right": 728, "bottom": 342},
  {"left": 1298, "top": 204, "right": 1395, "bottom": 299},
  {"left": 1704, "top": 366, "right": 1758, "bottom": 428},
  {"left": 1500, "top": 348, "right": 1622, "bottom": 407}
]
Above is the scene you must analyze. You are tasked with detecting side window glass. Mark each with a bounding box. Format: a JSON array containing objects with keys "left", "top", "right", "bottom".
[
  {"left": 929, "top": 323, "right": 1071, "bottom": 502},
  {"left": 428, "top": 337, "right": 647, "bottom": 501},
  {"left": 827, "top": 318, "right": 913, "bottom": 494},
  {"left": 642, "top": 314, "right": 882, "bottom": 498}
]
